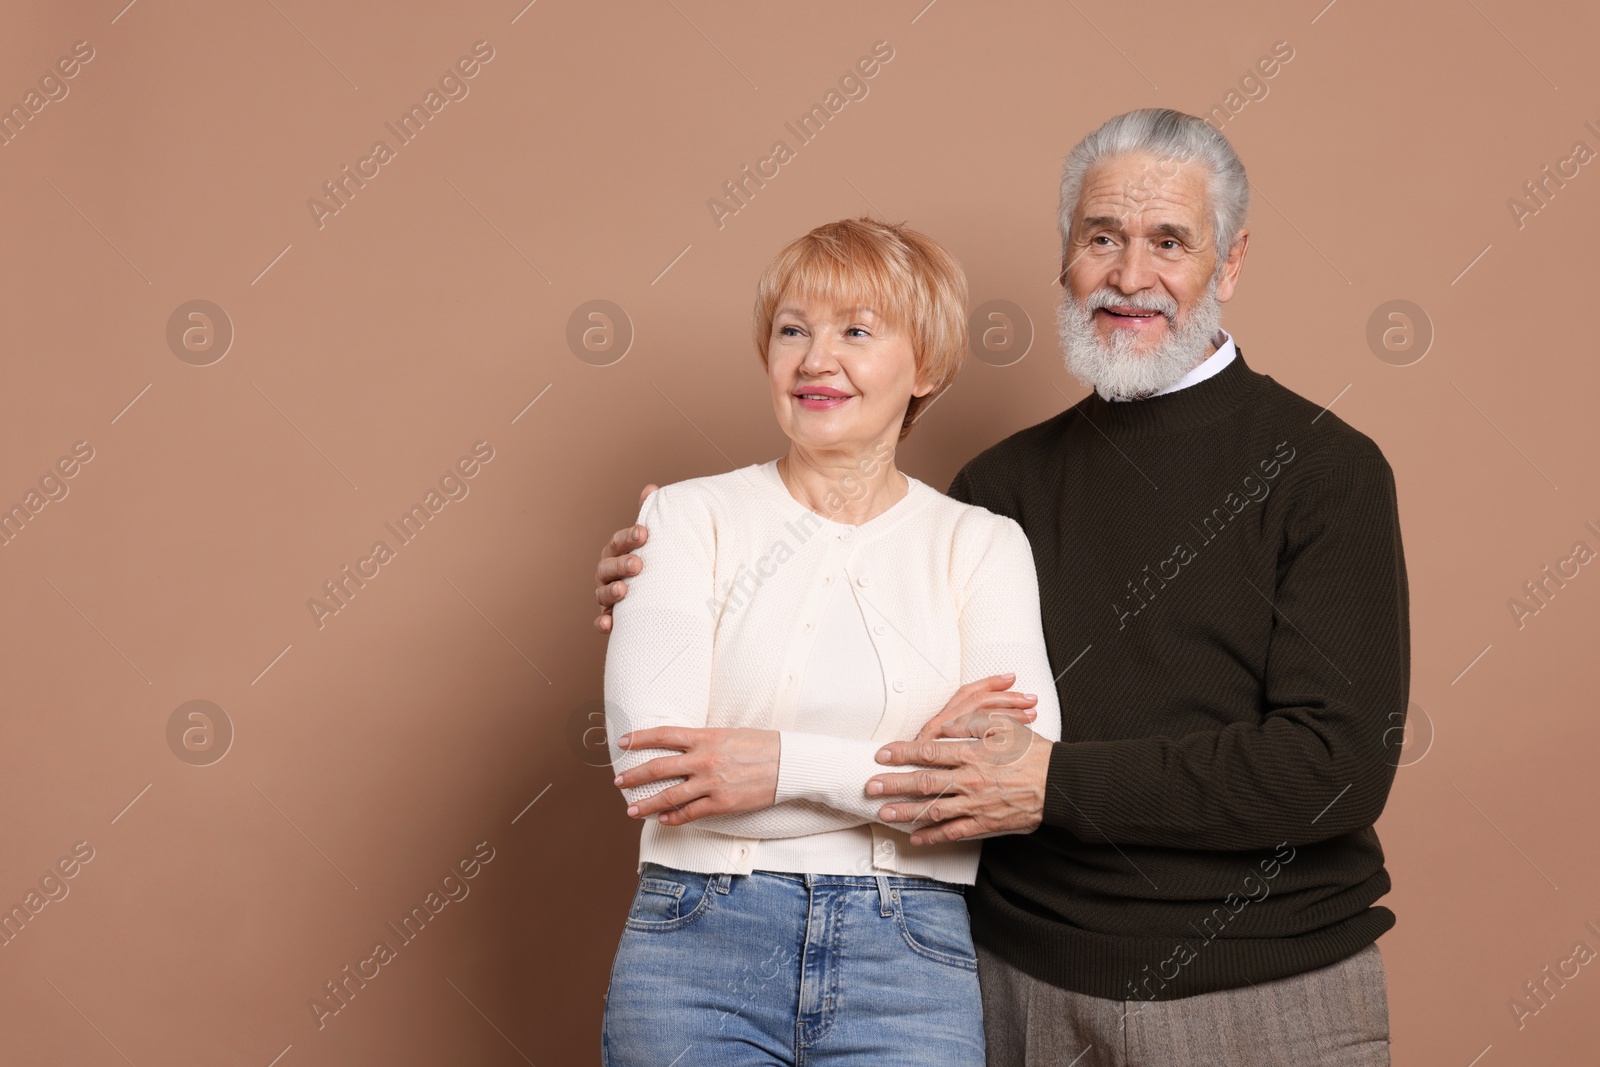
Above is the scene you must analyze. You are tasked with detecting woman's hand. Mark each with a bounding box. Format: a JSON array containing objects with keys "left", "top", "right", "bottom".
[
  {"left": 614, "top": 727, "right": 780, "bottom": 825},
  {"left": 914, "top": 673, "right": 1039, "bottom": 741}
]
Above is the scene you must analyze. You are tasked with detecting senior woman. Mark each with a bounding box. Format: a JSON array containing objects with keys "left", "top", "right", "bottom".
[{"left": 598, "top": 217, "right": 1061, "bottom": 1067}]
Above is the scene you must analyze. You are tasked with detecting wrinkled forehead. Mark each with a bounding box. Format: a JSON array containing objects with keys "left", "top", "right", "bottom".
[{"left": 1072, "top": 152, "right": 1213, "bottom": 238}]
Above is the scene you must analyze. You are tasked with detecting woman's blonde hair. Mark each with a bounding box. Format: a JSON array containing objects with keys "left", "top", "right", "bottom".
[{"left": 753, "top": 217, "right": 968, "bottom": 441}]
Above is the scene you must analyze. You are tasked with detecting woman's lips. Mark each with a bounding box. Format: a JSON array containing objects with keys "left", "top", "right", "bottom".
[{"left": 793, "top": 392, "right": 853, "bottom": 410}]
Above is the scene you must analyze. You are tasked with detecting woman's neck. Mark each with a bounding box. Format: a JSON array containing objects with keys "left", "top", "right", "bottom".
[{"left": 776, "top": 447, "right": 907, "bottom": 527}]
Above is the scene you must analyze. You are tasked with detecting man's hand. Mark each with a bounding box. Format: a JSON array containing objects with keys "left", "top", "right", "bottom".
[
  {"left": 914, "top": 673, "right": 1039, "bottom": 741},
  {"left": 613, "top": 726, "right": 779, "bottom": 825},
  {"left": 866, "top": 712, "right": 1053, "bottom": 845},
  {"left": 594, "top": 483, "right": 657, "bottom": 633}
]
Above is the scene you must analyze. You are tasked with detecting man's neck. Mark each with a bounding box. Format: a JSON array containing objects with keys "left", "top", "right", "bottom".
[{"left": 1105, "top": 328, "right": 1236, "bottom": 403}]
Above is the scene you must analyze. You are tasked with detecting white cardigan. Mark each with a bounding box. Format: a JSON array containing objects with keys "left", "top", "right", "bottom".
[{"left": 603, "top": 458, "right": 1062, "bottom": 885}]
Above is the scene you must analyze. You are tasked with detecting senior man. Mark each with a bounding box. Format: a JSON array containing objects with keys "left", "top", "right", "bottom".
[{"left": 593, "top": 108, "right": 1408, "bottom": 1065}]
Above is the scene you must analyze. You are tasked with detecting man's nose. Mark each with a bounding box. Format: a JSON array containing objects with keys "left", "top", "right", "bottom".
[{"left": 1106, "top": 242, "right": 1159, "bottom": 295}]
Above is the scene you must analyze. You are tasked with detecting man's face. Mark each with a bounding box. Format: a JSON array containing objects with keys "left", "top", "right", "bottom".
[{"left": 1057, "top": 151, "right": 1248, "bottom": 399}]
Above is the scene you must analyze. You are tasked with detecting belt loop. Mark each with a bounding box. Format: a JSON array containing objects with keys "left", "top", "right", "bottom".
[
  {"left": 714, "top": 872, "right": 732, "bottom": 894},
  {"left": 876, "top": 875, "right": 893, "bottom": 916}
]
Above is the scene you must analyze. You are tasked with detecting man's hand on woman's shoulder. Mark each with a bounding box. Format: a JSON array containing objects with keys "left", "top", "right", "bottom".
[{"left": 594, "top": 482, "right": 658, "bottom": 633}]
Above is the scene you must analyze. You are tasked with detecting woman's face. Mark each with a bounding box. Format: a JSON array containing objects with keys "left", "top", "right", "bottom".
[{"left": 766, "top": 292, "right": 930, "bottom": 456}]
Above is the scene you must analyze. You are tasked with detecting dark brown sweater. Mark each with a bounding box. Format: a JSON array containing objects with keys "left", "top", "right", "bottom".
[{"left": 947, "top": 349, "right": 1409, "bottom": 1000}]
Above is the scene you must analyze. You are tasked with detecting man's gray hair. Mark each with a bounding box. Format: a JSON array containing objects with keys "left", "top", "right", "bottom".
[{"left": 1058, "top": 108, "right": 1250, "bottom": 263}]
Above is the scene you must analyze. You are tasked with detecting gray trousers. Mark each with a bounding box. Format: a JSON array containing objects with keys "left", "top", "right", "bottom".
[{"left": 977, "top": 941, "right": 1390, "bottom": 1066}]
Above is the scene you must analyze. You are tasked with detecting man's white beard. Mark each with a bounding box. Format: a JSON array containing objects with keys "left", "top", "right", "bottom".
[{"left": 1057, "top": 273, "right": 1224, "bottom": 401}]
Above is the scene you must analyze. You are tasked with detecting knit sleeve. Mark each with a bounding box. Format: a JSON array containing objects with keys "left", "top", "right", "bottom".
[
  {"left": 772, "top": 512, "right": 1062, "bottom": 829},
  {"left": 954, "top": 514, "right": 1062, "bottom": 747},
  {"left": 1041, "top": 450, "right": 1409, "bottom": 849},
  {"left": 766, "top": 735, "right": 961, "bottom": 832},
  {"left": 603, "top": 483, "right": 715, "bottom": 807},
  {"left": 603, "top": 483, "right": 940, "bottom": 838}
]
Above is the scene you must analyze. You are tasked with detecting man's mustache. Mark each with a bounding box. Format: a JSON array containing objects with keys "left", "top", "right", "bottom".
[{"left": 1080, "top": 289, "right": 1178, "bottom": 318}]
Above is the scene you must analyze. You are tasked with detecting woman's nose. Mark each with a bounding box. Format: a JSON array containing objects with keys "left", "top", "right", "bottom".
[{"left": 800, "top": 336, "right": 840, "bottom": 371}]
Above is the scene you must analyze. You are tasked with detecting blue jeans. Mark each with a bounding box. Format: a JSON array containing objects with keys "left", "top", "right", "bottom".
[{"left": 601, "top": 863, "right": 986, "bottom": 1066}]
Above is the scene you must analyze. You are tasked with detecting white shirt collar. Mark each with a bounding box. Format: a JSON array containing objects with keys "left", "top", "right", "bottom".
[{"left": 1108, "top": 328, "right": 1237, "bottom": 402}]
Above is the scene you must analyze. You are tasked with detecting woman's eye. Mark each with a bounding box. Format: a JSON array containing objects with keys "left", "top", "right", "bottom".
[
  {"left": 778, "top": 325, "right": 803, "bottom": 337},
  {"left": 846, "top": 326, "right": 870, "bottom": 338}
]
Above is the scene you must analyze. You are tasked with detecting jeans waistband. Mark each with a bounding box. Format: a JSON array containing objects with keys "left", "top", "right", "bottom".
[{"left": 754, "top": 869, "right": 965, "bottom": 890}]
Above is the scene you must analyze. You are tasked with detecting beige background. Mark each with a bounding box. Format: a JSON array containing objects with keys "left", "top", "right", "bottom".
[{"left": 1, "top": 0, "right": 1596, "bottom": 1063}]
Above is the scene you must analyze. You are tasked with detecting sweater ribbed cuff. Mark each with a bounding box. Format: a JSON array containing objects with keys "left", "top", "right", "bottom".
[
  {"left": 775, "top": 731, "right": 848, "bottom": 804},
  {"left": 1041, "top": 740, "right": 1118, "bottom": 835}
]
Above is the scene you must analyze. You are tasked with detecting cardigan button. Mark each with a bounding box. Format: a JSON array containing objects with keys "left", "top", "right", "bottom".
[
  {"left": 892, "top": 679, "right": 906, "bottom": 693},
  {"left": 873, "top": 624, "right": 887, "bottom": 636},
  {"left": 856, "top": 576, "right": 870, "bottom": 587}
]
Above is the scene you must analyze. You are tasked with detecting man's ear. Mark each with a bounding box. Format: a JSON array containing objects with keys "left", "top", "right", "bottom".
[{"left": 1215, "top": 228, "right": 1249, "bottom": 303}]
